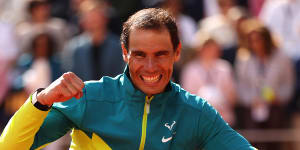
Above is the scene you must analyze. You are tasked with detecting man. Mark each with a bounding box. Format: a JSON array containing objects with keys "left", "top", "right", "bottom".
[
  {"left": 0, "top": 8, "right": 255, "bottom": 150},
  {"left": 62, "top": 0, "right": 124, "bottom": 81},
  {"left": 17, "top": 0, "right": 69, "bottom": 53}
]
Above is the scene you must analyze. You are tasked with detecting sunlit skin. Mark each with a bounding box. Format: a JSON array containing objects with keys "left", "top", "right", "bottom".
[{"left": 122, "top": 28, "right": 181, "bottom": 97}]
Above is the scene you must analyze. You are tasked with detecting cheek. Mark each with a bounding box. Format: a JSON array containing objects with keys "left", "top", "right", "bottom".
[
  {"left": 128, "top": 59, "right": 143, "bottom": 74},
  {"left": 159, "top": 60, "right": 174, "bottom": 75}
]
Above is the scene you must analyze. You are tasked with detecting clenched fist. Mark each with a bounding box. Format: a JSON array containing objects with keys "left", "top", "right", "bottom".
[{"left": 37, "top": 72, "right": 85, "bottom": 106}]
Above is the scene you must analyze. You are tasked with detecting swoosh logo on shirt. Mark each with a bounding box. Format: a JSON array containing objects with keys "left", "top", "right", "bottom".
[{"left": 161, "top": 136, "right": 172, "bottom": 143}]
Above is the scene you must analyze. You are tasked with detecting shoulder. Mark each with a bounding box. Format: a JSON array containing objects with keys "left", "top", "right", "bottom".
[
  {"left": 171, "top": 83, "right": 217, "bottom": 116},
  {"left": 66, "top": 34, "right": 90, "bottom": 51},
  {"left": 172, "top": 82, "right": 220, "bottom": 123},
  {"left": 84, "top": 74, "right": 123, "bottom": 101}
]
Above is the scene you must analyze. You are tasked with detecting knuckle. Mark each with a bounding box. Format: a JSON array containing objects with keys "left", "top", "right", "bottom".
[
  {"left": 62, "top": 72, "right": 69, "bottom": 78},
  {"left": 63, "top": 72, "right": 73, "bottom": 79},
  {"left": 68, "top": 72, "right": 75, "bottom": 77},
  {"left": 61, "top": 79, "right": 67, "bottom": 85}
]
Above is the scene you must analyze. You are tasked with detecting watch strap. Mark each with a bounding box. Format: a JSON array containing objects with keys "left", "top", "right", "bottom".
[{"left": 31, "top": 88, "right": 51, "bottom": 111}]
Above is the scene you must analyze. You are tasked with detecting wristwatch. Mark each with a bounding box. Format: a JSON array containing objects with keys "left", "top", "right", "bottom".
[{"left": 31, "top": 88, "right": 52, "bottom": 111}]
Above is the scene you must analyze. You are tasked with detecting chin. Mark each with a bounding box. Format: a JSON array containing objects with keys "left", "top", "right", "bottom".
[{"left": 142, "top": 87, "right": 165, "bottom": 96}]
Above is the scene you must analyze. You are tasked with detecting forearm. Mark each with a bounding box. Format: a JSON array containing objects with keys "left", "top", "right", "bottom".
[{"left": 0, "top": 95, "right": 50, "bottom": 149}]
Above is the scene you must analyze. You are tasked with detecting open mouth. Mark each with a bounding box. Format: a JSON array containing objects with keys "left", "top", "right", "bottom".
[{"left": 140, "top": 74, "right": 162, "bottom": 83}]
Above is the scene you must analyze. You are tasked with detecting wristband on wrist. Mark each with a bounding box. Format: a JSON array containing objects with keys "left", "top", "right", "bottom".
[{"left": 31, "top": 88, "right": 51, "bottom": 111}]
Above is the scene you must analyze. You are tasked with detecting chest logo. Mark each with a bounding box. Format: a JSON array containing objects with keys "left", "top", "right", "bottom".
[
  {"left": 164, "top": 121, "right": 176, "bottom": 131},
  {"left": 162, "top": 121, "right": 176, "bottom": 143},
  {"left": 162, "top": 136, "right": 173, "bottom": 143}
]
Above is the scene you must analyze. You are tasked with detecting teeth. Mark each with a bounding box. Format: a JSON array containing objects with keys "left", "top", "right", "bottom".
[{"left": 142, "top": 75, "right": 160, "bottom": 83}]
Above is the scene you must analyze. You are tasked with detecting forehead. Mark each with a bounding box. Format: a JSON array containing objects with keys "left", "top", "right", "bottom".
[{"left": 128, "top": 28, "right": 173, "bottom": 52}]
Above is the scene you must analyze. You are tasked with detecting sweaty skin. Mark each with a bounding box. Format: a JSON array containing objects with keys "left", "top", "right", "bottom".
[{"left": 122, "top": 28, "right": 181, "bottom": 97}]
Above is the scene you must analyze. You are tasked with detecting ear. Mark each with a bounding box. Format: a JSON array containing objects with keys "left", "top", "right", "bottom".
[
  {"left": 174, "top": 42, "right": 182, "bottom": 62},
  {"left": 121, "top": 44, "right": 129, "bottom": 63}
]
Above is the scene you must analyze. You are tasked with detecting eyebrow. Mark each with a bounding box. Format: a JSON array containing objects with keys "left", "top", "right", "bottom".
[
  {"left": 129, "top": 49, "right": 171, "bottom": 56},
  {"left": 155, "top": 50, "right": 170, "bottom": 55},
  {"left": 130, "top": 50, "right": 145, "bottom": 56}
]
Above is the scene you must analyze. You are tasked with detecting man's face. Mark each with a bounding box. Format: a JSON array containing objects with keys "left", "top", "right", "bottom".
[
  {"left": 122, "top": 28, "right": 181, "bottom": 96},
  {"left": 82, "top": 8, "right": 107, "bottom": 33}
]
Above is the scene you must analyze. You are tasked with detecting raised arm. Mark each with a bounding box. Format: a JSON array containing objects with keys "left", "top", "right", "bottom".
[{"left": 0, "top": 72, "right": 84, "bottom": 149}]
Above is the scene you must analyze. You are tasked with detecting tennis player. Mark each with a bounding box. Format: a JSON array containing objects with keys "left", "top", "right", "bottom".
[{"left": 0, "top": 8, "right": 255, "bottom": 150}]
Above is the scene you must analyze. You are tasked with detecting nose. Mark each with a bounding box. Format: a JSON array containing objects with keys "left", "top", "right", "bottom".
[{"left": 145, "top": 57, "right": 156, "bottom": 72}]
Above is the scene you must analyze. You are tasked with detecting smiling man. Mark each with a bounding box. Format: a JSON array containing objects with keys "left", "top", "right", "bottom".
[
  {"left": 123, "top": 27, "right": 180, "bottom": 97},
  {"left": 0, "top": 8, "right": 255, "bottom": 150}
]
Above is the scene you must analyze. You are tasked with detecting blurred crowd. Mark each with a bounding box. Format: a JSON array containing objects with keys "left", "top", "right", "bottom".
[{"left": 0, "top": 0, "right": 300, "bottom": 149}]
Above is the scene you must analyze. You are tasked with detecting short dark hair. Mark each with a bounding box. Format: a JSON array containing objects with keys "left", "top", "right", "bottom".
[{"left": 121, "top": 8, "right": 180, "bottom": 50}]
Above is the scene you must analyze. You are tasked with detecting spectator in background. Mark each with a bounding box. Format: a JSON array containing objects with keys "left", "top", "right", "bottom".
[
  {"left": 159, "top": 0, "right": 197, "bottom": 49},
  {"left": 259, "top": 0, "right": 300, "bottom": 61},
  {"left": 16, "top": 0, "right": 69, "bottom": 53},
  {"left": 1, "top": 32, "right": 62, "bottom": 130},
  {"left": 234, "top": 10, "right": 251, "bottom": 62},
  {"left": 199, "top": 0, "right": 242, "bottom": 66},
  {"left": 181, "top": 32, "right": 236, "bottom": 125},
  {"left": 235, "top": 20, "right": 295, "bottom": 134},
  {"left": 11, "top": 32, "right": 62, "bottom": 96},
  {"left": 15, "top": 32, "right": 62, "bottom": 94},
  {"left": 62, "top": 0, "right": 124, "bottom": 81}
]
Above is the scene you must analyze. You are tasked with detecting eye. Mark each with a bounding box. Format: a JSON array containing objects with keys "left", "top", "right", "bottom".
[
  {"left": 132, "top": 51, "right": 146, "bottom": 59},
  {"left": 155, "top": 51, "right": 170, "bottom": 57}
]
